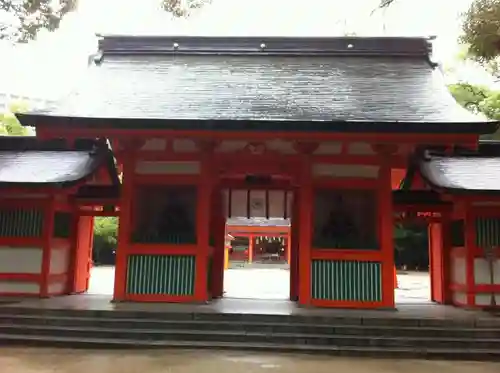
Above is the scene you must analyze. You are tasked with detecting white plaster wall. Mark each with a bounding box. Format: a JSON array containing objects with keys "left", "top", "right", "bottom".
[
  {"left": 216, "top": 140, "right": 248, "bottom": 153},
  {"left": 225, "top": 189, "right": 292, "bottom": 219},
  {"left": 0, "top": 247, "right": 42, "bottom": 274},
  {"left": 453, "top": 291, "right": 467, "bottom": 305},
  {"left": 173, "top": 139, "right": 198, "bottom": 152},
  {"left": 474, "top": 258, "right": 500, "bottom": 284},
  {"left": 49, "top": 248, "right": 69, "bottom": 275},
  {"left": 265, "top": 140, "right": 297, "bottom": 154},
  {"left": 140, "top": 138, "right": 167, "bottom": 151},
  {"left": 48, "top": 281, "right": 66, "bottom": 295},
  {"left": 451, "top": 254, "right": 466, "bottom": 285},
  {"left": 348, "top": 142, "right": 375, "bottom": 155},
  {"left": 135, "top": 161, "right": 200, "bottom": 175},
  {"left": 475, "top": 294, "right": 500, "bottom": 306},
  {"left": 0, "top": 281, "right": 39, "bottom": 294},
  {"left": 314, "top": 142, "right": 342, "bottom": 155},
  {"left": 312, "top": 164, "right": 379, "bottom": 178}
]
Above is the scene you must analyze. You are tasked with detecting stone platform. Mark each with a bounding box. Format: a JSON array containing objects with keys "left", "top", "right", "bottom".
[{"left": 0, "top": 295, "right": 499, "bottom": 360}]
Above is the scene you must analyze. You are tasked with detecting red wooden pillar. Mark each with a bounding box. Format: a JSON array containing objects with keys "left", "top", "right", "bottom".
[
  {"left": 194, "top": 143, "right": 214, "bottom": 302},
  {"left": 289, "top": 187, "right": 300, "bottom": 301},
  {"left": 441, "top": 214, "right": 453, "bottom": 304},
  {"left": 211, "top": 188, "right": 225, "bottom": 298},
  {"left": 67, "top": 210, "right": 79, "bottom": 294},
  {"left": 71, "top": 215, "right": 94, "bottom": 294},
  {"left": 298, "top": 155, "right": 313, "bottom": 306},
  {"left": 113, "top": 148, "right": 136, "bottom": 301},
  {"left": 286, "top": 235, "right": 291, "bottom": 264},
  {"left": 465, "top": 206, "right": 476, "bottom": 307},
  {"left": 248, "top": 235, "right": 254, "bottom": 263},
  {"left": 379, "top": 164, "right": 395, "bottom": 308},
  {"left": 429, "top": 222, "right": 445, "bottom": 303},
  {"left": 40, "top": 197, "right": 55, "bottom": 298}
]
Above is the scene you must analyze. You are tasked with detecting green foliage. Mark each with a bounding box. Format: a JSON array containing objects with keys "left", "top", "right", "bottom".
[
  {"left": 461, "top": 0, "right": 500, "bottom": 62},
  {"left": 448, "top": 82, "right": 491, "bottom": 114},
  {"left": 94, "top": 217, "right": 118, "bottom": 245},
  {"left": 448, "top": 82, "right": 500, "bottom": 138},
  {"left": 449, "top": 82, "right": 500, "bottom": 118},
  {"left": 394, "top": 222, "right": 429, "bottom": 269},
  {"left": 93, "top": 217, "right": 118, "bottom": 264},
  {"left": 1, "top": 0, "right": 76, "bottom": 42},
  {"left": 161, "top": 0, "right": 211, "bottom": 17},
  {"left": 379, "top": 0, "right": 500, "bottom": 64},
  {"left": 0, "top": 101, "right": 30, "bottom": 136},
  {"left": 394, "top": 222, "right": 426, "bottom": 251}
]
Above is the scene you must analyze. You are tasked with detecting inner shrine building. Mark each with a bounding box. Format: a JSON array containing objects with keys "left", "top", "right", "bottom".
[{"left": 1, "top": 35, "right": 498, "bottom": 309}]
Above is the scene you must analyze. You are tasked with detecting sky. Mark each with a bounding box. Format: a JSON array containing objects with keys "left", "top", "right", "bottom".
[{"left": 0, "top": 0, "right": 494, "bottom": 103}]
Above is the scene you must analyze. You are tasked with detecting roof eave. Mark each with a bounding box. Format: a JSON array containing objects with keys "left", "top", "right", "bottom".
[
  {"left": 15, "top": 114, "right": 499, "bottom": 135},
  {"left": 418, "top": 156, "right": 500, "bottom": 196},
  {"left": 0, "top": 149, "right": 118, "bottom": 190},
  {"left": 96, "top": 35, "right": 434, "bottom": 58}
]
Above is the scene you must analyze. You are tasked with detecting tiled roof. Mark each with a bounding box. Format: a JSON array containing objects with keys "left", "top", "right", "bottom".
[
  {"left": 418, "top": 142, "right": 500, "bottom": 193},
  {"left": 16, "top": 36, "right": 496, "bottom": 134},
  {"left": 420, "top": 157, "right": 500, "bottom": 193},
  {"left": 0, "top": 137, "right": 118, "bottom": 187}
]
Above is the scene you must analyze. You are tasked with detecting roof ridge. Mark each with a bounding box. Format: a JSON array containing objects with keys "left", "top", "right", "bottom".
[{"left": 96, "top": 35, "right": 433, "bottom": 58}]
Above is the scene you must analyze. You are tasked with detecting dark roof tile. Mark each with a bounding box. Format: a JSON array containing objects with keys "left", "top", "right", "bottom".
[
  {"left": 0, "top": 137, "right": 118, "bottom": 187},
  {"left": 41, "top": 54, "right": 481, "bottom": 124},
  {"left": 18, "top": 36, "right": 495, "bottom": 133},
  {"left": 0, "top": 151, "right": 100, "bottom": 186},
  {"left": 97, "top": 35, "right": 433, "bottom": 57},
  {"left": 419, "top": 156, "right": 500, "bottom": 193}
]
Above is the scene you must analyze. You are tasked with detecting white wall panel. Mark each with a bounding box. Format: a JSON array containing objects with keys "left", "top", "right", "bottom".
[
  {"left": 451, "top": 255, "right": 466, "bottom": 285},
  {"left": 135, "top": 161, "right": 200, "bottom": 175},
  {"left": 312, "top": 164, "right": 379, "bottom": 178},
  {"left": 0, "top": 247, "right": 42, "bottom": 274},
  {"left": 474, "top": 258, "right": 500, "bottom": 285},
  {"left": 0, "top": 281, "right": 39, "bottom": 293},
  {"left": 50, "top": 248, "right": 69, "bottom": 275}
]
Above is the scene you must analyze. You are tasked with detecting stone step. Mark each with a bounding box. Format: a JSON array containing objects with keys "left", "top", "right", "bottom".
[
  {"left": 0, "top": 324, "right": 499, "bottom": 350},
  {"left": 0, "top": 306, "right": 496, "bottom": 328},
  {"left": 1, "top": 314, "right": 499, "bottom": 339},
  {"left": 0, "top": 332, "right": 499, "bottom": 361}
]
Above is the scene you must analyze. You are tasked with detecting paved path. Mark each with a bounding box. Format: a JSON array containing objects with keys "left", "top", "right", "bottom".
[
  {"left": 89, "top": 266, "right": 431, "bottom": 303},
  {"left": 1, "top": 348, "right": 499, "bottom": 373}
]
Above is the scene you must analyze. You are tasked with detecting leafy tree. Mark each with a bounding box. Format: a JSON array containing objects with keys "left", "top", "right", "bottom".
[
  {"left": 1, "top": 0, "right": 76, "bottom": 42},
  {"left": 94, "top": 217, "right": 118, "bottom": 246},
  {"left": 93, "top": 217, "right": 118, "bottom": 264},
  {"left": 161, "top": 0, "right": 211, "bottom": 17},
  {"left": 394, "top": 221, "right": 428, "bottom": 270},
  {"left": 0, "top": 100, "right": 30, "bottom": 135},
  {"left": 379, "top": 0, "right": 500, "bottom": 64},
  {"left": 448, "top": 82, "right": 500, "bottom": 138},
  {"left": 449, "top": 82, "right": 500, "bottom": 120},
  {"left": 448, "top": 82, "right": 491, "bottom": 114},
  {"left": 461, "top": 0, "right": 500, "bottom": 62}
]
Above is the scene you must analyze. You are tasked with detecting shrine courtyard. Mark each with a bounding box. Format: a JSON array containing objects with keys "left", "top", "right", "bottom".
[
  {"left": 1, "top": 347, "right": 499, "bottom": 373},
  {"left": 87, "top": 266, "right": 431, "bottom": 304}
]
